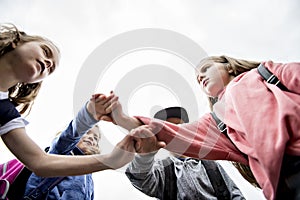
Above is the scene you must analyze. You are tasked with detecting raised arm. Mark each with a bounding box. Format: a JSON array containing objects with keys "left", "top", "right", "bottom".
[
  {"left": 1, "top": 93, "right": 136, "bottom": 177},
  {"left": 50, "top": 94, "right": 107, "bottom": 154},
  {"left": 129, "top": 118, "right": 247, "bottom": 164},
  {"left": 126, "top": 127, "right": 167, "bottom": 199},
  {"left": 101, "top": 91, "right": 143, "bottom": 130},
  {"left": 2, "top": 128, "right": 135, "bottom": 177}
]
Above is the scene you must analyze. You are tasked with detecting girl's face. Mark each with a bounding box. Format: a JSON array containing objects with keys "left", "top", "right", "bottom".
[
  {"left": 10, "top": 40, "right": 59, "bottom": 83},
  {"left": 196, "top": 61, "right": 233, "bottom": 97},
  {"left": 77, "top": 126, "right": 101, "bottom": 154}
]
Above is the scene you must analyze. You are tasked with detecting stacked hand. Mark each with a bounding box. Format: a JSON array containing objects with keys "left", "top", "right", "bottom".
[
  {"left": 88, "top": 92, "right": 166, "bottom": 158},
  {"left": 87, "top": 92, "right": 126, "bottom": 124},
  {"left": 86, "top": 93, "right": 114, "bottom": 121},
  {"left": 129, "top": 125, "right": 166, "bottom": 155},
  {"left": 104, "top": 134, "right": 136, "bottom": 169}
]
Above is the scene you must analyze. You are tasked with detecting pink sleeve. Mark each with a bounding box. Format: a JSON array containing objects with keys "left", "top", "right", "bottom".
[{"left": 135, "top": 113, "right": 247, "bottom": 164}]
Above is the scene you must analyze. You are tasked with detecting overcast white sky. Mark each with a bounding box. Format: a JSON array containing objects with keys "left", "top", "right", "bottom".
[{"left": 1, "top": 0, "right": 300, "bottom": 199}]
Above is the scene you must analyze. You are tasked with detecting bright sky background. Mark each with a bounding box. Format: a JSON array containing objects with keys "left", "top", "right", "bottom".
[{"left": 1, "top": 0, "right": 300, "bottom": 199}]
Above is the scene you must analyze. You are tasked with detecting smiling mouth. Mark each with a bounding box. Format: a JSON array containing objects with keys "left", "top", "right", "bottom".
[
  {"left": 202, "top": 79, "right": 209, "bottom": 87},
  {"left": 84, "top": 141, "right": 93, "bottom": 146}
]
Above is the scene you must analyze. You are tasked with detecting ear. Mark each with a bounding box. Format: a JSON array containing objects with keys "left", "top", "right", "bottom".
[
  {"left": 226, "top": 64, "right": 234, "bottom": 74},
  {"left": 11, "top": 41, "right": 18, "bottom": 49}
]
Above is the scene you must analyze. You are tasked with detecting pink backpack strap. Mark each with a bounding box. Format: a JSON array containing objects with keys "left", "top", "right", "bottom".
[
  {"left": 0, "top": 179, "right": 9, "bottom": 199},
  {"left": 0, "top": 159, "right": 25, "bottom": 199}
]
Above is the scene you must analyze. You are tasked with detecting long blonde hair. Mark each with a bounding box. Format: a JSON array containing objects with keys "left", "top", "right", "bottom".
[
  {"left": 0, "top": 23, "right": 60, "bottom": 115},
  {"left": 202, "top": 55, "right": 261, "bottom": 188},
  {"left": 198, "top": 55, "right": 260, "bottom": 76}
]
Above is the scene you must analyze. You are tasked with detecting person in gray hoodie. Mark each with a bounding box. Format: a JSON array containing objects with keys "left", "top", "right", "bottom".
[{"left": 126, "top": 106, "right": 245, "bottom": 200}]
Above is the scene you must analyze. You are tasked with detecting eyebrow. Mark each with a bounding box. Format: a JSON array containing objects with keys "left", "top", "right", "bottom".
[
  {"left": 199, "top": 63, "right": 211, "bottom": 72},
  {"left": 89, "top": 132, "right": 101, "bottom": 139}
]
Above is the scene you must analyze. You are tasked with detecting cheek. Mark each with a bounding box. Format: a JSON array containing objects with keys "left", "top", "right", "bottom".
[
  {"left": 28, "top": 72, "right": 50, "bottom": 84},
  {"left": 205, "top": 81, "right": 224, "bottom": 97},
  {"left": 76, "top": 142, "right": 83, "bottom": 149}
]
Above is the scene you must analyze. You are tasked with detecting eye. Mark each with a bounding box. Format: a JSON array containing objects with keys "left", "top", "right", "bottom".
[
  {"left": 41, "top": 46, "right": 48, "bottom": 56},
  {"left": 41, "top": 44, "right": 53, "bottom": 58},
  {"left": 94, "top": 136, "right": 99, "bottom": 141}
]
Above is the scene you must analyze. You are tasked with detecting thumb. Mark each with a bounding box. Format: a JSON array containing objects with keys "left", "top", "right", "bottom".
[
  {"left": 157, "top": 141, "right": 166, "bottom": 149},
  {"left": 100, "top": 115, "right": 113, "bottom": 122}
]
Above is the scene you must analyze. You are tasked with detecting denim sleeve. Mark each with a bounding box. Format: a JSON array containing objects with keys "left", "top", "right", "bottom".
[{"left": 49, "top": 102, "right": 98, "bottom": 154}]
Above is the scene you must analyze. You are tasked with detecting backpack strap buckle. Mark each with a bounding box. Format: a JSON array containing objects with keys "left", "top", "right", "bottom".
[{"left": 257, "top": 63, "right": 288, "bottom": 91}]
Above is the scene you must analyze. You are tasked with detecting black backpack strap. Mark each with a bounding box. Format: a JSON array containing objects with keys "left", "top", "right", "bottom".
[
  {"left": 276, "top": 155, "right": 300, "bottom": 199},
  {"left": 23, "top": 147, "right": 66, "bottom": 200},
  {"left": 162, "top": 158, "right": 177, "bottom": 200},
  {"left": 7, "top": 167, "right": 32, "bottom": 200},
  {"left": 211, "top": 112, "right": 227, "bottom": 134},
  {"left": 202, "top": 160, "right": 230, "bottom": 200},
  {"left": 212, "top": 62, "right": 288, "bottom": 135},
  {"left": 257, "top": 63, "right": 288, "bottom": 91},
  {"left": 211, "top": 112, "right": 248, "bottom": 161},
  {"left": 23, "top": 176, "right": 66, "bottom": 200}
]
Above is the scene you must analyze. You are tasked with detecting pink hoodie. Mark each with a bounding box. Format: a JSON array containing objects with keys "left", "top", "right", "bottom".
[{"left": 136, "top": 61, "right": 300, "bottom": 200}]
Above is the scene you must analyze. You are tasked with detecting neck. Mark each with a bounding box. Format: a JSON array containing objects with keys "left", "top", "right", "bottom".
[{"left": 0, "top": 56, "right": 19, "bottom": 92}]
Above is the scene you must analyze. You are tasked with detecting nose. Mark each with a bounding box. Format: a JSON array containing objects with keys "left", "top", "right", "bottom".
[
  {"left": 197, "top": 74, "right": 205, "bottom": 83},
  {"left": 87, "top": 135, "right": 96, "bottom": 145}
]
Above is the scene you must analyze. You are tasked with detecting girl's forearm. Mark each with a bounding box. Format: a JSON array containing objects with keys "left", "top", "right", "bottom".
[
  {"left": 2, "top": 128, "right": 109, "bottom": 177},
  {"left": 31, "top": 154, "right": 111, "bottom": 177},
  {"left": 117, "top": 115, "right": 143, "bottom": 131}
]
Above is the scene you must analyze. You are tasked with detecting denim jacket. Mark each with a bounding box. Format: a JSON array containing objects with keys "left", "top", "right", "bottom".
[{"left": 24, "top": 103, "right": 97, "bottom": 200}]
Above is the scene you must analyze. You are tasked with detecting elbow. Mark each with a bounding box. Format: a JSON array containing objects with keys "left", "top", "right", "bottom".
[
  {"left": 30, "top": 168, "right": 49, "bottom": 177},
  {"left": 26, "top": 163, "right": 49, "bottom": 177},
  {"left": 24, "top": 156, "right": 52, "bottom": 177}
]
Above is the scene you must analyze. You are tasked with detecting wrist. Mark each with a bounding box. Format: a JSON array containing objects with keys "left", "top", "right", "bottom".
[
  {"left": 97, "top": 154, "right": 113, "bottom": 170},
  {"left": 86, "top": 101, "right": 102, "bottom": 121},
  {"left": 117, "top": 115, "right": 141, "bottom": 131},
  {"left": 84, "top": 102, "right": 98, "bottom": 123}
]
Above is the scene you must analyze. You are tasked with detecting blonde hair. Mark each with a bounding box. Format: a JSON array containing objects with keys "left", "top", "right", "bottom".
[
  {"left": 0, "top": 23, "right": 60, "bottom": 115},
  {"left": 204, "top": 55, "right": 260, "bottom": 188},
  {"left": 198, "top": 55, "right": 260, "bottom": 77}
]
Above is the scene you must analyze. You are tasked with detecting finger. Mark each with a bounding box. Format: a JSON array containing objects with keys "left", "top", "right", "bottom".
[
  {"left": 90, "top": 93, "right": 102, "bottom": 101},
  {"left": 134, "top": 139, "right": 142, "bottom": 152},
  {"left": 102, "top": 95, "right": 118, "bottom": 110},
  {"left": 157, "top": 141, "right": 166, "bottom": 149},
  {"left": 130, "top": 128, "right": 147, "bottom": 139},
  {"left": 100, "top": 115, "right": 113, "bottom": 122},
  {"left": 124, "top": 135, "right": 136, "bottom": 153},
  {"left": 94, "top": 94, "right": 107, "bottom": 103},
  {"left": 93, "top": 93, "right": 102, "bottom": 99},
  {"left": 106, "top": 103, "right": 117, "bottom": 113},
  {"left": 149, "top": 120, "right": 165, "bottom": 135},
  {"left": 108, "top": 95, "right": 119, "bottom": 105},
  {"left": 101, "top": 93, "right": 114, "bottom": 105},
  {"left": 134, "top": 125, "right": 155, "bottom": 138},
  {"left": 107, "top": 97, "right": 121, "bottom": 113}
]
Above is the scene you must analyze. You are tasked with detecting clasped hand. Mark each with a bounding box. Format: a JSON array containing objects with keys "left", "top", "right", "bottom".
[{"left": 88, "top": 92, "right": 166, "bottom": 154}]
